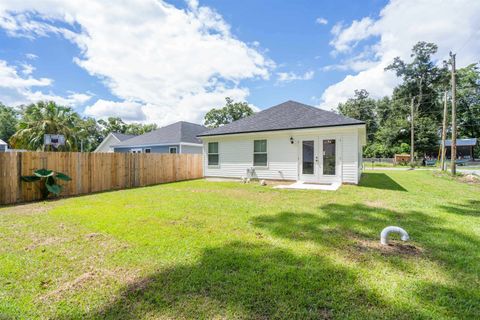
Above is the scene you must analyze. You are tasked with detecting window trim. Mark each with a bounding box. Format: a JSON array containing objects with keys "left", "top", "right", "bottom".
[
  {"left": 253, "top": 139, "right": 268, "bottom": 168},
  {"left": 169, "top": 147, "right": 178, "bottom": 154},
  {"left": 130, "top": 148, "right": 142, "bottom": 154},
  {"left": 207, "top": 142, "right": 220, "bottom": 168}
]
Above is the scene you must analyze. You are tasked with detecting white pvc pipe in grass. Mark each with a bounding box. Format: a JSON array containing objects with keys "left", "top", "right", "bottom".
[{"left": 380, "top": 226, "right": 409, "bottom": 245}]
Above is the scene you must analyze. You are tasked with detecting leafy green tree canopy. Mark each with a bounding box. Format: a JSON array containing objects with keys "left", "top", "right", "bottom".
[
  {"left": 10, "top": 101, "right": 80, "bottom": 151},
  {"left": 337, "top": 89, "right": 378, "bottom": 142},
  {"left": 0, "top": 103, "right": 17, "bottom": 143},
  {"left": 204, "top": 97, "right": 254, "bottom": 128}
]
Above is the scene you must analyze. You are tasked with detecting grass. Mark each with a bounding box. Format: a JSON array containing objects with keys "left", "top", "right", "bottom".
[{"left": 0, "top": 171, "right": 479, "bottom": 319}]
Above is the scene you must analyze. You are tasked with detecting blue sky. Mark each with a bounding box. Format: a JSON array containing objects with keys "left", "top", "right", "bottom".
[{"left": 0, "top": 0, "right": 478, "bottom": 125}]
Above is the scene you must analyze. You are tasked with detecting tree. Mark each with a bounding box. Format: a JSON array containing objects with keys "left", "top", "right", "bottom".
[
  {"left": 385, "top": 41, "right": 447, "bottom": 155},
  {"left": 97, "top": 117, "right": 157, "bottom": 136},
  {"left": 10, "top": 101, "right": 80, "bottom": 151},
  {"left": 204, "top": 97, "right": 254, "bottom": 128},
  {"left": 0, "top": 103, "right": 17, "bottom": 143},
  {"left": 125, "top": 123, "right": 157, "bottom": 135},
  {"left": 337, "top": 89, "right": 378, "bottom": 142},
  {"left": 97, "top": 117, "right": 128, "bottom": 134},
  {"left": 75, "top": 117, "right": 103, "bottom": 152},
  {"left": 456, "top": 63, "right": 480, "bottom": 140}
]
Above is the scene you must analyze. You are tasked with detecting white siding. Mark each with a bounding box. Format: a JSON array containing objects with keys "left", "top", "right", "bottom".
[
  {"left": 204, "top": 134, "right": 298, "bottom": 180},
  {"left": 202, "top": 126, "right": 364, "bottom": 184},
  {"left": 94, "top": 135, "right": 119, "bottom": 153},
  {"left": 358, "top": 134, "right": 363, "bottom": 182},
  {"left": 341, "top": 131, "right": 359, "bottom": 184}
]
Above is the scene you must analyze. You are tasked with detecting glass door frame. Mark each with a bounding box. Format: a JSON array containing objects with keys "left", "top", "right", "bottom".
[
  {"left": 299, "top": 137, "right": 319, "bottom": 182},
  {"left": 297, "top": 135, "right": 341, "bottom": 183}
]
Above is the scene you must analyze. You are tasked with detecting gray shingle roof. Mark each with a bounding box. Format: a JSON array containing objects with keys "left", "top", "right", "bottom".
[
  {"left": 444, "top": 138, "right": 477, "bottom": 147},
  {"left": 115, "top": 121, "right": 207, "bottom": 147},
  {"left": 198, "top": 100, "right": 364, "bottom": 137},
  {"left": 111, "top": 132, "right": 136, "bottom": 142}
]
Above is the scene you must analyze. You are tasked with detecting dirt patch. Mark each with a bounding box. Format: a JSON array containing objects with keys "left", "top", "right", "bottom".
[
  {"left": 354, "top": 239, "right": 424, "bottom": 256},
  {"left": 0, "top": 201, "right": 57, "bottom": 216},
  {"left": 318, "top": 307, "right": 333, "bottom": 320},
  {"left": 40, "top": 270, "right": 97, "bottom": 300},
  {"left": 459, "top": 174, "right": 480, "bottom": 184},
  {"left": 39, "top": 267, "right": 140, "bottom": 302},
  {"left": 85, "top": 232, "right": 104, "bottom": 239},
  {"left": 25, "top": 237, "right": 64, "bottom": 251}
]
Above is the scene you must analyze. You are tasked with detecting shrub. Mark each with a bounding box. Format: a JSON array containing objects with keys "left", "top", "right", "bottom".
[{"left": 21, "top": 169, "right": 71, "bottom": 199}]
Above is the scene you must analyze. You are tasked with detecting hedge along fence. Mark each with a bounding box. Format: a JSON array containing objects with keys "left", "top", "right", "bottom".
[{"left": 0, "top": 152, "right": 203, "bottom": 205}]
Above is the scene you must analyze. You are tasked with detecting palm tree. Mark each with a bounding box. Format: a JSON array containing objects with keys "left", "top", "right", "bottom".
[{"left": 10, "top": 101, "right": 80, "bottom": 151}]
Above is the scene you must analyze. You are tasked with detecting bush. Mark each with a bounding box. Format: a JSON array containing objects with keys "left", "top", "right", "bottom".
[{"left": 21, "top": 169, "right": 71, "bottom": 199}]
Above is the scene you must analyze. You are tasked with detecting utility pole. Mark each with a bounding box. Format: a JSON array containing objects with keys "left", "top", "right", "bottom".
[
  {"left": 410, "top": 97, "right": 415, "bottom": 167},
  {"left": 450, "top": 52, "right": 457, "bottom": 175},
  {"left": 440, "top": 91, "right": 448, "bottom": 171}
]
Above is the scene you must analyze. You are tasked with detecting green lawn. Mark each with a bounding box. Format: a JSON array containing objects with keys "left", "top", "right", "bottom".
[{"left": 0, "top": 171, "right": 479, "bottom": 319}]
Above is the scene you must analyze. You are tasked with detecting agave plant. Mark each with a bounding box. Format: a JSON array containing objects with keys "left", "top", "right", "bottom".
[{"left": 21, "top": 169, "right": 72, "bottom": 199}]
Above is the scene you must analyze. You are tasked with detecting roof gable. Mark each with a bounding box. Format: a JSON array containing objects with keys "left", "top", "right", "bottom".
[
  {"left": 111, "top": 132, "right": 136, "bottom": 141},
  {"left": 198, "top": 100, "right": 364, "bottom": 137},
  {"left": 0, "top": 138, "right": 6, "bottom": 145},
  {"left": 115, "top": 121, "right": 207, "bottom": 147}
]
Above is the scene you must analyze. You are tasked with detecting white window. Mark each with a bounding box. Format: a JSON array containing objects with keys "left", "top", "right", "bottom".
[
  {"left": 131, "top": 148, "right": 142, "bottom": 153},
  {"left": 208, "top": 142, "right": 219, "bottom": 166},
  {"left": 169, "top": 147, "right": 177, "bottom": 154},
  {"left": 144, "top": 148, "right": 151, "bottom": 153},
  {"left": 253, "top": 140, "right": 267, "bottom": 167}
]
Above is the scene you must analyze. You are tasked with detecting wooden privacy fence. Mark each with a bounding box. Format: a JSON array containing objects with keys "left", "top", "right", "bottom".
[{"left": 0, "top": 152, "right": 203, "bottom": 205}]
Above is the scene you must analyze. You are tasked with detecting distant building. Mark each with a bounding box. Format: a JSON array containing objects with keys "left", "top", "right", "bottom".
[
  {"left": 442, "top": 138, "right": 478, "bottom": 160},
  {"left": 113, "top": 121, "right": 206, "bottom": 154},
  {"left": 0, "top": 139, "right": 7, "bottom": 152},
  {"left": 94, "top": 132, "right": 136, "bottom": 153}
]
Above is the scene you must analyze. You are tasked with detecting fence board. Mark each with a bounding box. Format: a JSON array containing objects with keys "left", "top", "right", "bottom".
[{"left": 0, "top": 152, "right": 203, "bottom": 205}]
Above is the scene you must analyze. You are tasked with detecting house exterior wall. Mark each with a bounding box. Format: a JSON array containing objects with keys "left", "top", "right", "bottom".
[
  {"left": 114, "top": 145, "right": 179, "bottom": 153},
  {"left": 181, "top": 145, "right": 203, "bottom": 154},
  {"left": 94, "top": 135, "right": 120, "bottom": 153},
  {"left": 201, "top": 125, "right": 364, "bottom": 184},
  {"left": 0, "top": 144, "right": 6, "bottom": 152},
  {"left": 113, "top": 144, "right": 203, "bottom": 154}
]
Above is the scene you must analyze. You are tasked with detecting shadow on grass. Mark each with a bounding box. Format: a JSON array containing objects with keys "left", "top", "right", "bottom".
[
  {"left": 439, "top": 200, "right": 480, "bottom": 217},
  {"left": 359, "top": 173, "right": 407, "bottom": 192},
  {"left": 251, "top": 203, "right": 480, "bottom": 319},
  {"left": 88, "top": 241, "right": 422, "bottom": 320}
]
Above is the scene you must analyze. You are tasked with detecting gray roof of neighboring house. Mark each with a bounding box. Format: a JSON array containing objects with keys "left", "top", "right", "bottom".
[
  {"left": 444, "top": 138, "right": 477, "bottom": 147},
  {"left": 198, "top": 100, "right": 365, "bottom": 137},
  {"left": 115, "top": 121, "right": 207, "bottom": 147},
  {"left": 111, "top": 132, "right": 136, "bottom": 142},
  {"left": 0, "top": 138, "right": 6, "bottom": 145}
]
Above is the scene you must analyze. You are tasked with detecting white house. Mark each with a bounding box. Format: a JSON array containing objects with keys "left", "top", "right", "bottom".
[
  {"left": 94, "top": 132, "right": 136, "bottom": 153},
  {"left": 198, "top": 101, "right": 367, "bottom": 185}
]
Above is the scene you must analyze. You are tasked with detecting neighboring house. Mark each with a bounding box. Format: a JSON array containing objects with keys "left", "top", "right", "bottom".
[
  {"left": 0, "top": 139, "right": 7, "bottom": 152},
  {"left": 443, "top": 138, "right": 477, "bottom": 160},
  {"left": 94, "top": 132, "right": 136, "bottom": 153},
  {"left": 198, "top": 101, "right": 367, "bottom": 185},
  {"left": 113, "top": 121, "right": 206, "bottom": 154}
]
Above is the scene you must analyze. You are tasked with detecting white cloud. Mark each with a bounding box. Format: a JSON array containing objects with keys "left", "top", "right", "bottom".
[
  {"left": 0, "top": 59, "right": 91, "bottom": 107},
  {"left": 0, "top": 0, "right": 273, "bottom": 125},
  {"left": 20, "top": 63, "right": 35, "bottom": 75},
  {"left": 25, "top": 53, "right": 38, "bottom": 60},
  {"left": 277, "top": 70, "right": 314, "bottom": 83},
  {"left": 315, "top": 17, "right": 328, "bottom": 25},
  {"left": 84, "top": 99, "right": 146, "bottom": 121},
  {"left": 319, "top": 0, "right": 480, "bottom": 109}
]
